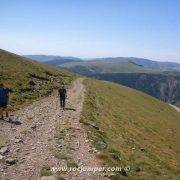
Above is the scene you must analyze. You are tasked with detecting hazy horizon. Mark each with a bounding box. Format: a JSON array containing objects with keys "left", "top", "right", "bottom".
[
  {"left": 23, "top": 53, "right": 180, "bottom": 63},
  {"left": 0, "top": 0, "right": 180, "bottom": 63}
]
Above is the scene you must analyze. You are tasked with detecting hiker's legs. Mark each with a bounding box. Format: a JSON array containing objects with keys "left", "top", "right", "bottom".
[
  {"left": 62, "top": 98, "right": 66, "bottom": 109},
  {"left": 60, "top": 97, "right": 63, "bottom": 108},
  {"left": 0, "top": 107, "right": 3, "bottom": 119},
  {"left": 5, "top": 108, "right": 9, "bottom": 118}
]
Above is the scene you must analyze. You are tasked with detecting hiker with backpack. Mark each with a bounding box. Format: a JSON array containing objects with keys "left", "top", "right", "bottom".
[
  {"left": 0, "top": 83, "right": 10, "bottom": 120},
  {"left": 29, "top": 78, "right": 36, "bottom": 92},
  {"left": 58, "top": 84, "right": 67, "bottom": 110}
]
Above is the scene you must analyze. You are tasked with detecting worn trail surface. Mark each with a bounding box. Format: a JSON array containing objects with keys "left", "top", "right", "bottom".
[
  {"left": 169, "top": 104, "right": 180, "bottom": 113},
  {"left": 0, "top": 78, "right": 106, "bottom": 180}
]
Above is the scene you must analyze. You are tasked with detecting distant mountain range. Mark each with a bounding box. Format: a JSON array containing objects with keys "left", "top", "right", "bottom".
[
  {"left": 25, "top": 55, "right": 180, "bottom": 105},
  {"left": 60, "top": 60, "right": 159, "bottom": 74},
  {"left": 26, "top": 55, "right": 180, "bottom": 71},
  {"left": 24, "top": 55, "right": 82, "bottom": 65},
  {"left": 91, "top": 57, "right": 180, "bottom": 70}
]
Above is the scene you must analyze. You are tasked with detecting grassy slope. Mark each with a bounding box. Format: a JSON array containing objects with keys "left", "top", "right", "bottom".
[
  {"left": 81, "top": 78, "right": 180, "bottom": 179},
  {"left": 0, "top": 49, "right": 75, "bottom": 110},
  {"left": 90, "top": 72, "right": 180, "bottom": 107},
  {"left": 60, "top": 60, "right": 159, "bottom": 74}
]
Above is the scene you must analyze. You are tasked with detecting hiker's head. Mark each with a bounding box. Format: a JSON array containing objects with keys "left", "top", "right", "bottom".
[
  {"left": 61, "top": 82, "right": 65, "bottom": 88},
  {"left": 0, "top": 83, "right": 4, "bottom": 87}
]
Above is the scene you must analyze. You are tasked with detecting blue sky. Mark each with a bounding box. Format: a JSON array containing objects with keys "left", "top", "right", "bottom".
[{"left": 0, "top": 0, "right": 180, "bottom": 62}]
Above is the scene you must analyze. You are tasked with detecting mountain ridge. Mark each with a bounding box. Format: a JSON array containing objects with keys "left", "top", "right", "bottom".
[{"left": 25, "top": 55, "right": 180, "bottom": 70}]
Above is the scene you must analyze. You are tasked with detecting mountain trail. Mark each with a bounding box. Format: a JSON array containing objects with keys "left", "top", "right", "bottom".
[
  {"left": 169, "top": 104, "right": 180, "bottom": 113},
  {"left": 0, "top": 78, "right": 107, "bottom": 180}
]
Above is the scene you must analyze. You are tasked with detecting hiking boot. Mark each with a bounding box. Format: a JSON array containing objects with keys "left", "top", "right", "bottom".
[{"left": 5, "top": 117, "right": 12, "bottom": 122}]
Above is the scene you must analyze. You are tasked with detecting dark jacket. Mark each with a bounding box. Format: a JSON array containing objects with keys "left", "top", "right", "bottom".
[{"left": 58, "top": 87, "right": 67, "bottom": 99}]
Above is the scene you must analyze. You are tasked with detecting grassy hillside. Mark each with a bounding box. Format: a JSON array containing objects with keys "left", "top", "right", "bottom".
[
  {"left": 91, "top": 72, "right": 180, "bottom": 107},
  {"left": 92, "top": 57, "right": 180, "bottom": 70},
  {"left": 0, "top": 49, "right": 75, "bottom": 110},
  {"left": 81, "top": 78, "right": 180, "bottom": 179},
  {"left": 60, "top": 60, "right": 158, "bottom": 75}
]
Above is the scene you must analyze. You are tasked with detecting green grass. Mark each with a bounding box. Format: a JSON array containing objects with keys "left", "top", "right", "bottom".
[
  {"left": 53, "top": 120, "right": 78, "bottom": 173},
  {"left": 81, "top": 78, "right": 180, "bottom": 179},
  {"left": 40, "top": 165, "right": 53, "bottom": 177},
  {"left": 67, "top": 160, "right": 78, "bottom": 168},
  {"left": 54, "top": 121, "right": 74, "bottom": 159},
  {"left": 56, "top": 176, "right": 66, "bottom": 180},
  {"left": 60, "top": 60, "right": 159, "bottom": 74},
  {"left": 0, "top": 49, "right": 75, "bottom": 110}
]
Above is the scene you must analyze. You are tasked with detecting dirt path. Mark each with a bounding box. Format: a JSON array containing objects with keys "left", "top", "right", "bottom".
[
  {"left": 0, "top": 78, "right": 107, "bottom": 180},
  {"left": 62, "top": 78, "right": 107, "bottom": 180},
  {"left": 169, "top": 104, "right": 180, "bottom": 113}
]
